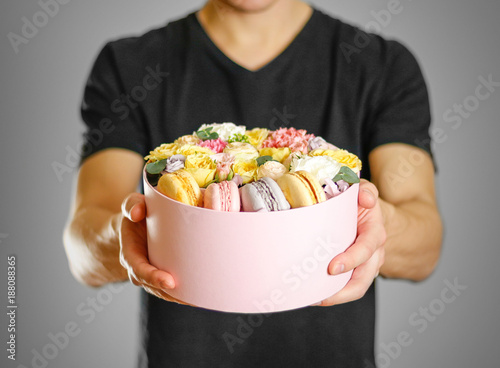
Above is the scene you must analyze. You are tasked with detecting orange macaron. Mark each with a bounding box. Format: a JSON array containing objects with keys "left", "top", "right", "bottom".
[
  {"left": 276, "top": 170, "right": 326, "bottom": 208},
  {"left": 157, "top": 169, "right": 202, "bottom": 206}
]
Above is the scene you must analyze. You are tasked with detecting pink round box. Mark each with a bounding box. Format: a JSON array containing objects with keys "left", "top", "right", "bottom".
[{"left": 143, "top": 171, "right": 358, "bottom": 314}]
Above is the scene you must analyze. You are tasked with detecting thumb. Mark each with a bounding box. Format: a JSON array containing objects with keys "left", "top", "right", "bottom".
[
  {"left": 358, "top": 179, "right": 379, "bottom": 209},
  {"left": 121, "top": 193, "right": 146, "bottom": 222}
]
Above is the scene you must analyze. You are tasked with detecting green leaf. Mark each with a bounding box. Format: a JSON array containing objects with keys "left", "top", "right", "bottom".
[
  {"left": 341, "top": 167, "right": 360, "bottom": 184},
  {"left": 196, "top": 127, "right": 219, "bottom": 141},
  {"left": 146, "top": 159, "right": 167, "bottom": 175},
  {"left": 256, "top": 155, "right": 275, "bottom": 166},
  {"left": 227, "top": 168, "right": 234, "bottom": 181},
  {"left": 332, "top": 166, "right": 360, "bottom": 184}
]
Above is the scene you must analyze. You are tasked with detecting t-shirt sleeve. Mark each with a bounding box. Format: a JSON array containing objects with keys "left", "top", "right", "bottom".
[
  {"left": 79, "top": 42, "right": 147, "bottom": 164},
  {"left": 366, "top": 41, "right": 432, "bottom": 156}
]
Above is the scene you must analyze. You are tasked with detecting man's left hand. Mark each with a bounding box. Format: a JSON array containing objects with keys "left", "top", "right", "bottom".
[{"left": 317, "top": 179, "right": 386, "bottom": 306}]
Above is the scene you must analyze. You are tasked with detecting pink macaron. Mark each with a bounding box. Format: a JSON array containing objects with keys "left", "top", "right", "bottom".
[
  {"left": 240, "top": 177, "right": 291, "bottom": 212},
  {"left": 204, "top": 181, "right": 241, "bottom": 212}
]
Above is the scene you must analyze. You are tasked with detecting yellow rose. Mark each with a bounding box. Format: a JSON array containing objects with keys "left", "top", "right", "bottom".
[
  {"left": 184, "top": 154, "right": 216, "bottom": 188},
  {"left": 246, "top": 128, "right": 269, "bottom": 148},
  {"left": 175, "top": 134, "right": 201, "bottom": 147},
  {"left": 258, "top": 147, "right": 291, "bottom": 163},
  {"left": 223, "top": 142, "right": 259, "bottom": 161},
  {"left": 309, "top": 149, "right": 362, "bottom": 173},
  {"left": 178, "top": 144, "right": 215, "bottom": 157},
  {"left": 233, "top": 159, "right": 258, "bottom": 184},
  {"left": 144, "top": 143, "right": 179, "bottom": 162}
]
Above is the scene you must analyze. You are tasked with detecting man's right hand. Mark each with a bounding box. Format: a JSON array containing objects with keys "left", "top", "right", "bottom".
[
  {"left": 64, "top": 149, "right": 191, "bottom": 305},
  {"left": 119, "top": 193, "right": 190, "bottom": 304}
]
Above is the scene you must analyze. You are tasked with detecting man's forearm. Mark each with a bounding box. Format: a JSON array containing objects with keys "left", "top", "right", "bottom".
[
  {"left": 63, "top": 207, "right": 127, "bottom": 287},
  {"left": 379, "top": 198, "right": 443, "bottom": 281}
]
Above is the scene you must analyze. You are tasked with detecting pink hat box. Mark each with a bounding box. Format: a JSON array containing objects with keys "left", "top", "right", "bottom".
[{"left": 143, "top": 170, "right": 358, "bottom": 314}]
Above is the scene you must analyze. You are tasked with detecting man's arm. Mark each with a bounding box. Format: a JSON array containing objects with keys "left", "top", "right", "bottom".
[
  {"left": 63, "top": 149, "right": 143, "bottom": 286},
  {"left": 370, "top": 143, "right": 442, "bottom": 281},
  {"left": 320, "top": 143, "right": 442, "bottom": 306},
  {"left": 63, "top": 148, "right": 180, "bottom": 302}
]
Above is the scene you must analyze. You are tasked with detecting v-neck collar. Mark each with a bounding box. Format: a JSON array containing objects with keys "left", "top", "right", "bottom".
[{"left": 189, "top": 8, "right": 318, "bottom": 75}]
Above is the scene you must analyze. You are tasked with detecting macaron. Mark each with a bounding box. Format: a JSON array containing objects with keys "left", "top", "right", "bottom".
[
  {"left": 204, "top": 181, "right": 241, "bottom": 212},
  {"left": 276, "top": 170, "right": 326, "bottom": 208},
  {"left": 157, "top": 169, "right": 202, "bottom": 206},
  {"left": 240, "top": 177, "right": 290, "bottom": 212}
]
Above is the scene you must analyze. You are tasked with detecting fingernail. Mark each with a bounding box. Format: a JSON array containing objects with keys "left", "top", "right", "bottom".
[
  {"left": 162, "top": 280, "right": 174, "bottom": 289},
  {"left": 331, "top": 263, "right": 345, "bottom": 275},
  {"left": 127, "top": 204, "right": 137, "bottom": 221}
]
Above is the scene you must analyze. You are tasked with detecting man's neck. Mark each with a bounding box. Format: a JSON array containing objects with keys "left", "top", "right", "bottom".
[{"left": 197, "top": 0, "right": 313, "bottom": 71}]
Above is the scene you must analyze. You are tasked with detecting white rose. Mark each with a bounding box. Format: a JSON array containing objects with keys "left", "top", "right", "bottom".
[
  {"left": 290, "top": 155, "right": 341, "bottom": 185},
  {"left": 257, "top": 161, "right": 287, "bottom": 181}
]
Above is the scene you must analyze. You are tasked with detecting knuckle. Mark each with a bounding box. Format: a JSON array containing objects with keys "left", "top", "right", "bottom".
[{"left": 360, "top": 244, "right": 374, "bottom": 263}]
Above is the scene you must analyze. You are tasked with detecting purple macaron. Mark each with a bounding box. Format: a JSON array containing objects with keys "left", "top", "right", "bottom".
[{"left": 240, "top": 177, "right": 290, "bottom": 212}]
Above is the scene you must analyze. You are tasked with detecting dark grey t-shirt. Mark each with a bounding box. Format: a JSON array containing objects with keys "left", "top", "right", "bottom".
[{"left": 80, "top": 8, "right": 432, "bottom": 368}]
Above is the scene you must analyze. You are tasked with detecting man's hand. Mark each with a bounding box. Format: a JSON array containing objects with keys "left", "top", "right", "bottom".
[
  {"left": 119, "top": 193, "right": 190, "bottom": 305},
  {"left": 317, "top": 180, "right": 386, "bottom": 306},
  {"left": 65, "top": 149, "right": 193, "bottom": 305},
  {"left": 315, "top": 143, "right": 443, "bottom": 306}
]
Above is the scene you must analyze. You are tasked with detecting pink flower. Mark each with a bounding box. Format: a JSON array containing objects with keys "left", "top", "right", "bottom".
[
  {"left": 231, "top": 174, "right": 243, "bottom": 187},
  {"left": 307, "top": 136, "right": 338, "bottom": 152},
  {"left": 262, "top": 127, "right": 315, "bottom": 154},
  {"left": 198, "top": 138, "right": 228, "bottom": 154},
  {"left": 211, "top": 153, "right": 235, "bottom": 181},
  {"left": 323, "top": 178, "right": 349, "bottom": 200}
]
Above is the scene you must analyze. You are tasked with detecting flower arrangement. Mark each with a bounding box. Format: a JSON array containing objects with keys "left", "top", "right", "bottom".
[{"left": 144, "top": 123, "right": 361, "bottom": 210}]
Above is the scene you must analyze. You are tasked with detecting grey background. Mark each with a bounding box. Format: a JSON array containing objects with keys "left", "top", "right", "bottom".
[{"left": 1, "top": 0, "right": 499, "bottom": 367}]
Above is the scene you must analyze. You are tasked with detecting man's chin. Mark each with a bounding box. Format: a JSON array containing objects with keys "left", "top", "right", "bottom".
[{"left": 217, "top": 0, "right": 281, "bottom": 14}]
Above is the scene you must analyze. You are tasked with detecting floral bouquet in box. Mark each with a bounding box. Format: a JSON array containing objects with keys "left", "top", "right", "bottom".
[
  {"left": 142, "top": 122, "right": 362, "bottom": 313},
  {"left": 144, "top": 123, "right": 361, "bottom": 212}
]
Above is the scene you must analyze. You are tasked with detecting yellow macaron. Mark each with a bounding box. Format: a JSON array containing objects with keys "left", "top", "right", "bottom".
[
  {"left": 276, "top": 170, "right": 326, "bottom": 208},
  {"left": 157, "top": 169, "right": 202, "bottom": 207}
]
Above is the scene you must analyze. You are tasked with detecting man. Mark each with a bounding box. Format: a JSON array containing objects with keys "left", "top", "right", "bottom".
[{"left": 64, "top": 0, "right": 442, "bottom": 366}]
